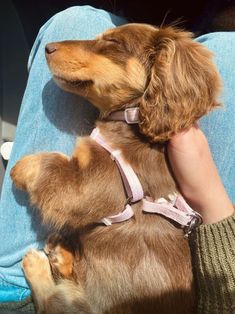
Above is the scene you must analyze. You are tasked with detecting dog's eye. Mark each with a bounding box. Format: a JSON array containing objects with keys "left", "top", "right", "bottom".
[{"left": 104, "top": 38, "right": 121, "bottom": 45}]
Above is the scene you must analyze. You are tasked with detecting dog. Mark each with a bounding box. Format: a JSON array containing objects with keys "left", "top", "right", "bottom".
[{"left": 11, "top": 23, "right": 221, "bottom": 314}]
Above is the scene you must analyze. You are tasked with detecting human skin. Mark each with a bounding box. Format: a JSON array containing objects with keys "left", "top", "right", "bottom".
[{"left": 167, "top": 124, "right": 234, "bottom": 224}]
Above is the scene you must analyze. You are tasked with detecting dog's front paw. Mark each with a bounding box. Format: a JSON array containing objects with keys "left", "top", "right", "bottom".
[
  {"left": 44, "top": 234, "right": 74, "bottom": 278},
  {"left": 22, "top": 249, "right": 53, "bottom": 287},
  {"left": 10, "top": 154, "right": 43, "bottom": 191}
]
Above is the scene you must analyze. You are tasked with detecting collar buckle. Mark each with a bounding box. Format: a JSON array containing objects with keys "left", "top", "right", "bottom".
[
  {"left": 107, "top": 107, "right": 140, "bottom": 124},
  {"left": 124, "top": 108, "right": 140, "bottom": 124}
]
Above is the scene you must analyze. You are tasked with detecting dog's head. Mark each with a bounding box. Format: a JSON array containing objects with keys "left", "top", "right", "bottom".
[{"left": 46, "top": 23, "right": 221, "bottom": 142}]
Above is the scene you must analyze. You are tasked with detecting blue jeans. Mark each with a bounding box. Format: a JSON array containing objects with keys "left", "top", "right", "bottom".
[{"left": 0, "top": 5, "right": 234, "bottom": 303}]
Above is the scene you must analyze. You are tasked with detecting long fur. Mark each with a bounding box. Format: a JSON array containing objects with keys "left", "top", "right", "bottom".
[{"left": 11, "top": 23, "right": 221, "bottom": 313}]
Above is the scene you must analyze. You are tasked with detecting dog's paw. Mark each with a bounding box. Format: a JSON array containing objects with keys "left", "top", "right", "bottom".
[
  {"left": 44, "top": 234, "right": 74, "bottom": 278},
  {"left": 10, "top": 154, "right": 42, "bottom": 191},
  {"left": 22, "top": 249, "right": 53, "bottom": 285},
  {"left": 45, "top": 233, "right": 63, "bottom": 252}
]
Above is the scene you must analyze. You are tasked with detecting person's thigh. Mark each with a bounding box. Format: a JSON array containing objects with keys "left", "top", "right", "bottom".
[
  {"left": 196, "top": 32, "right": 235, "bottom": 203},
  {"left": 0, "top": 5, "right": 126, "bottom": 301}
]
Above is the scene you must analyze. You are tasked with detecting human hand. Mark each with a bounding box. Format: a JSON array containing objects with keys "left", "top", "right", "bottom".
[{"left": 167, "top": 123, "right": 234, "bottom": 224}]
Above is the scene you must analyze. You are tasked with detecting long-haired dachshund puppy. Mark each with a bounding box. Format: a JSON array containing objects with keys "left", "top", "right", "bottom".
[{"left": 11, "top": 23, "right": 221, "bottom": 314}]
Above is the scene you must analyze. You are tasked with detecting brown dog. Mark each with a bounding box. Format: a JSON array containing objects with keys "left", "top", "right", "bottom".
[{"left": 11, "top": 24, "right": 221, "bottom": 314}]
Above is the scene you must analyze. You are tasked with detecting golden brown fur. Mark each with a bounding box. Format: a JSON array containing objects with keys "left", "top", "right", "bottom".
[{"left": 11, "top": 23, "right": 221, "bottom": 313}]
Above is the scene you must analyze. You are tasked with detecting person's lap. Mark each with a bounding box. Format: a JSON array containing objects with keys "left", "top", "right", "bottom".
[
  {"left": 0, "top": 6, "right": 126, "bottom": 303},
  {"left": 196, "top": 32, "right": 235, "bottom": 203},
  {"left": 0, "top": 5, "right": 234, "bottom": 304}
]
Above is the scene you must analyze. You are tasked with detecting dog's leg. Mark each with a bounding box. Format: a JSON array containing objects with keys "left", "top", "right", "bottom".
[
  {"left": 23, "top": 249, "right": 91, "bottom": 314},
  {"left": 22, "top": 249, "right": 55, "bottom": 311},
  {"left": 10, "top": 152, "right": 69, "bottom": 193},
  {"left": 10, "top": 152, "right": 92, "bottom": 229},
  {"left": 10, "top": 149, "right": 121, "bottom": 229},
  {"left": 44, "top": 233, "right": 75, "bottom": 279}
]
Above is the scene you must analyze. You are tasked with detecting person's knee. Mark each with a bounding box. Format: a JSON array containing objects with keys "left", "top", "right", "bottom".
[
  {"left": 52, "top": 5, "right": 125, "bottom": 34},
  {"left": 55, "top": 5, "right": 107, "bottom": 24},
  {"left": 196, "top": 32, "right": 235, "bottom": 53},
  {"left": 29, "top": 5, "right": 124, "bottom": 70}
]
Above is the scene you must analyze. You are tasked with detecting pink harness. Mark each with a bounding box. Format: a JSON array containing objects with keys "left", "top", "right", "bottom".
[{"left": 90, "top": 108, "right": 202, "bottom": 236}]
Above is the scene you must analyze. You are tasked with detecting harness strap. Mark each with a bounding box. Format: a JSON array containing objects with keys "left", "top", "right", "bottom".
[
  {"left": 143, "top": 194, "right": 202, "bottom": 236},
  {"left": 101, "top": 204, "right": 134, "bottom": 226},
  {"left": 90, "top": 126, "right": 202, "bottom": 233},
  {"left": 107, "top": 107, "right": 140, "bottom": 124},
  {"left": 90, "top": 128, "right": 144, "bottom": 202}
]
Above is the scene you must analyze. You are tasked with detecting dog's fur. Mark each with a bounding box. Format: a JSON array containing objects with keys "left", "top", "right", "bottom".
[{"left": 11, "top": 24, "right": 221, "bottom": 313}]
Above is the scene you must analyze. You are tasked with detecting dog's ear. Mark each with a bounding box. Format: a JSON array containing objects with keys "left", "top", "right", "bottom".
[{"left": 139, "top": 27, "right": 221, "bottom": 142}]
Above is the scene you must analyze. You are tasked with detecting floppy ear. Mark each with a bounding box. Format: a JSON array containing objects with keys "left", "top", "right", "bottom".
[{"left": 139, "top": 27, "right": 222, "bottom": 142}]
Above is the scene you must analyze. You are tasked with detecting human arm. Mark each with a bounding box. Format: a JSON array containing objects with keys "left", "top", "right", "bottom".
[
  {"left": 168, "top": 123, "right": 234, "bottom": 224},
  {"left": 168, "top": 124, "right": 235, "bottom": 314}
]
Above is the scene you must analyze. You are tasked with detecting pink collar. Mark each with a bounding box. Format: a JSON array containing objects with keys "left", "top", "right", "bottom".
[
  {"left": 107, "top": 107, "right": 140, "bottom": 124},
  {"left": 90, "top": 127, "right": 202, "bottom": 235}
]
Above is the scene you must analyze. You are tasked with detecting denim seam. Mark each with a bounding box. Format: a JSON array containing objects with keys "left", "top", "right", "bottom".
[
  {"left": 0, "top": 275, "right": 30, "bottom": 302},
  {"left": 0, "top": 272, "right": 29, "bottom": 290}
]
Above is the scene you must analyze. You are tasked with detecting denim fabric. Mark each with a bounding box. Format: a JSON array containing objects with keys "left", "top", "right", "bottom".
[
  {"left": 0, "top": 5, "right": 126, "bottom": 302},
  {"left": 196, "top": 33, "right": 235, "bottom": 203},
  {"left": 0, "top": 5, "right": 234, "bottom": 303}
]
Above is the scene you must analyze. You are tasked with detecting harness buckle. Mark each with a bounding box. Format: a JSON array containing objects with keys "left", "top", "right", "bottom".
[{"left": 184, "top": 212, "right": 203, "bottom": 238}]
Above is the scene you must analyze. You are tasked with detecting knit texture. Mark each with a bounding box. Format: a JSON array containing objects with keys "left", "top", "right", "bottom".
[{"left": 190, "top": 210, "right": 235, "bottom": 314}]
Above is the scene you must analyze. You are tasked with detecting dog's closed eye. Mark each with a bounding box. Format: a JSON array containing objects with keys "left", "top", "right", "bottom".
[
  {"left": 46, "top": 24, "right": 221, "bottom": 143},
  {"left": 103, "top": 37, "right": 122, "bottom": 45}
]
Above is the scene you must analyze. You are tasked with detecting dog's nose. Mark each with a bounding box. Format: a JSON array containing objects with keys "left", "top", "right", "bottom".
[{"left": 45, "top": 43, "right": 57, "bottom": 54}]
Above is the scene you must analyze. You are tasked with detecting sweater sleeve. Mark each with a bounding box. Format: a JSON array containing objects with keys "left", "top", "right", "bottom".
[{"left": 189, "top": 209, "right": 235, "bottom": 314}]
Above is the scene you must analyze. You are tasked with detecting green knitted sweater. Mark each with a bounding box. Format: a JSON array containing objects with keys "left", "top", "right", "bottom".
[
  {"left": 190, "top": 211, "right": 235, "bottom": 313},
  {"left": 1, "top": 212, "right": 235, "bottom": 313}
]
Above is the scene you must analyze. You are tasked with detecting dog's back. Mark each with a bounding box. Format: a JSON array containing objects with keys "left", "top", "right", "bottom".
[
  {"left": 68, "top": 124, "right": 195, "bottom": 313},
  {"left": 79, "top": 213, "right": 194, "bottom": 314}
]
